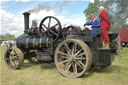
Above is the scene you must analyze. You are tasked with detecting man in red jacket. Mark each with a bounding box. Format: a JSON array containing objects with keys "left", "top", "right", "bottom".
[{"left": 99, "top": 6, "right": 111, "bottom": 49}]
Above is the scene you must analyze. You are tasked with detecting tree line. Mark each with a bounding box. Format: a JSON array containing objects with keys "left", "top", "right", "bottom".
[
  {"left": 83, "top": 0, "right": 128, "bottom": 31},
  {"left": 0, "top": 33, "right": 16, "bottom": 40}
]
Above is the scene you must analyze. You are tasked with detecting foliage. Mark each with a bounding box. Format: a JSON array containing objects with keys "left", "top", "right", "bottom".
[
  {"left": 0, "top": 33, "right": 16, "bottom": 40},
  {"left": 17, "top": 33, "right": 25, "bottom": 38},
  {"left": 83, "top": 0, "right": 128, "bottom": 31},
  {"left": 83, "top": 0, "right": 100, "bottom": 21}
]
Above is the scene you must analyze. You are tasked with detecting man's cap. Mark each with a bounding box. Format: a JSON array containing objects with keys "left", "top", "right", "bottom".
[{"left": 99, "top": 6, "right": 104, "bottom": 9}]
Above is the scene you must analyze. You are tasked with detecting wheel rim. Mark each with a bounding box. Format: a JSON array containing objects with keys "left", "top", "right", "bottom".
[{"left": 55, "top": 39, "right": 91, "bottom": 78}]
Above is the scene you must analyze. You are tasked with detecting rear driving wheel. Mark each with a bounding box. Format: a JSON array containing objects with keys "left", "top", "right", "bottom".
[
  {"left": 4, "top": 46, "right": 24, "bottom": 69},
  {"left": 54, "top": 39, "right": 92, "bottom": 78}
]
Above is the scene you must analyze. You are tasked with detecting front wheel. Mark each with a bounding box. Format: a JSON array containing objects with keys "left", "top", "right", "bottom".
[
  {"left": 4, "top": 46, "right": 24, "bottom": 69},
  {"left": 54, "top": 39, "right": 92, "bottom": 78}
]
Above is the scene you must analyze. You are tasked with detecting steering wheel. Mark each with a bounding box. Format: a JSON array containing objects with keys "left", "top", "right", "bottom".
[{"left": 39, "top": 16, "right": 62, "bottom": 42}]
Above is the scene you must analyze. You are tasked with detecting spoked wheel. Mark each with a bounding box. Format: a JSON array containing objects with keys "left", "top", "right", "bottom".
[
  {"left": 4, "top": 46, "right": 24, "bottom": 69},
  {"left": 39, "top": 16, "right": 62, "bottom": 42},
  {"left": 55, "top": 39, "right": 92, "bottom": 78}
]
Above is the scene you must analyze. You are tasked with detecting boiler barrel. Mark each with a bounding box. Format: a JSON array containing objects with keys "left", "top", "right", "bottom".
[{"left": 16, "top": 36, "right": 48, "bottom": 49}]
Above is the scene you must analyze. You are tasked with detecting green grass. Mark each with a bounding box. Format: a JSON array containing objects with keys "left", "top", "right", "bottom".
[{"left": 0, "top": 46, "right": 128, "bottom": 85}]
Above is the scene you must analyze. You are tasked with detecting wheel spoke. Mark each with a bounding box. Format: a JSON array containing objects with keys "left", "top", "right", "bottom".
[
  {"left": 42, "top": 24, "right": 48, "bottom": 29},
  {"left": 10, "top": 61, "right": 15, "bottom": 67},
  {"left": 64, "top": 43, "right": 72, "bottom": 55},
  {"left": 48, "top": 17, "right": 51, "bottom": 28},
  {"left": 58, "top": 51, "right": 70, "bottom": 57},
  {"left": 65, "top": 62, "right": 72, "bottom": 72},
  {"left": 52, "top": 23, "right": 59, "bottom": 34},
  {"left": 58, "top": 59, "right": 68, "bottom": 65},
  {"left": 74, "top": 42, "right": 77, "bottom": 54},
  {"left": 75, "top": 49, "right": 83, "bottom": 56},
  {"left": 77, "top": 52, "right": 85, "bottom": 57},
  {"left": 76, "top": 57, "right": 86, "bottom": 60},
  {"left": 15, "top": 55, "right": 19, "bottom": 59},
  {"left": 64, "top": 61, "right": 70, "bottom": 70},
  {"left": 13, "top": 60, "right": 18, "bottom": 66},
  {"left": 61, "top": 56, "right": 69, "bottom": 59},
  {"left": 71, "top": 45, "right": 74, "bottom": 55},
  {"left": 52, "top": 23, "right": 58, "bottom": 27},
  {"left": 73, "top": 63, "right": 77, "bottom": 74},
  {"left": 77, "top": 60, "right": 85, "bottom": 68},
  {"left": 75, "top": 60, "right": 85, "bottom": 69},
  {"left": 50, "top": 30, "right": 58, "bottom": 36},
  {"left": 11, "top": 60, "right": 17, "bottom": 66},
  {"left": 72, "top": 42, "right": 77, "bottom": 55}
]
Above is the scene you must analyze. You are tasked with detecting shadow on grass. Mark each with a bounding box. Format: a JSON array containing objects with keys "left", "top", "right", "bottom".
[
  {"left": 21, "top": 61, "right": 40, "bottom": 69},
  {"left": 93, "top": 65, "right": 121, "bottom": 73},
  {"left": 81, "top": 71, "right": 94, "bottom": 78},
  {"left": 81, "top": 65, "right": 121, "bottom": 78},
  {"left": 40, "top": 63, "right": 56, "bottom": 69},
  {"left": 20, "top": 61, "right": 56, "bottom": 70}
]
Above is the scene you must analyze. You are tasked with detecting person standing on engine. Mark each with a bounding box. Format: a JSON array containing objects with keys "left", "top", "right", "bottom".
[
  {"left": 84, "top": 14, "right": 100, "bottom": 38},
  {"left": 99, "top": 6, "right": 111, "bottom": 49}
]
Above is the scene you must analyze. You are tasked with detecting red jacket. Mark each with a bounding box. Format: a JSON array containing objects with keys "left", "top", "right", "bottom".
[{"left": 99, "top": 10, "right": 110, "bottom": 29}]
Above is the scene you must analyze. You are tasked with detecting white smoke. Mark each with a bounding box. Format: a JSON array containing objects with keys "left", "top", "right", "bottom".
[
  {"left": 90, "top": 0, "right": 94, "bottom": 3},
  {"left": 26, "top": 1, "right": 79, "bottom": 14}
]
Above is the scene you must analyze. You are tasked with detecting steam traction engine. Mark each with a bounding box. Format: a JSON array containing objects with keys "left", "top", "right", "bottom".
[{"left": 4, "top": 12, "right": 120, "bottom": 78}]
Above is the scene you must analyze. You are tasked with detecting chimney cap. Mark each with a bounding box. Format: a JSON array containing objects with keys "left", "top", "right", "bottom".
[{"left": 23, "top": 12, "right": 30, "bottom": 15}]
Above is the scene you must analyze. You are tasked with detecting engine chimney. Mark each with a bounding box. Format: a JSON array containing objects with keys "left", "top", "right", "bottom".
[{"left": 23, "top": 12, "right": 30, "bottom": 33}]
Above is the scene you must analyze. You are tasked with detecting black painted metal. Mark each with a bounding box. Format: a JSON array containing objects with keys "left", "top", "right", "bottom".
[
  {"left": 16, "top": 36, "right": 48, "bottom": 49},
  {"left": 23, "top": 12, "right": 30, "bottom": 34},
  {"left": 39, "top": 16, "right": 62, "bottom": 43}
]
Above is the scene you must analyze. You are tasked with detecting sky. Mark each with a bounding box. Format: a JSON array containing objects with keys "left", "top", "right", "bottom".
[{"left": 0, "top": 0, "right": 92, "bottom": 37}]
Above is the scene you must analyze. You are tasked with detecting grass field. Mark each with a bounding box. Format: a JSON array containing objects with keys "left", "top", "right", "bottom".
[{"left": 0, "top": 46, "right": 128, "bottom": 85}]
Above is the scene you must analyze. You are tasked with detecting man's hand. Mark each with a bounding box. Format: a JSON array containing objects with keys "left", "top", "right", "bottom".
[
  {"left": 84, "top": 24, "right": 86, "bottom": 27},
  {"left": 109, "top": 26, "right": 112, "bottom": 30}
]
